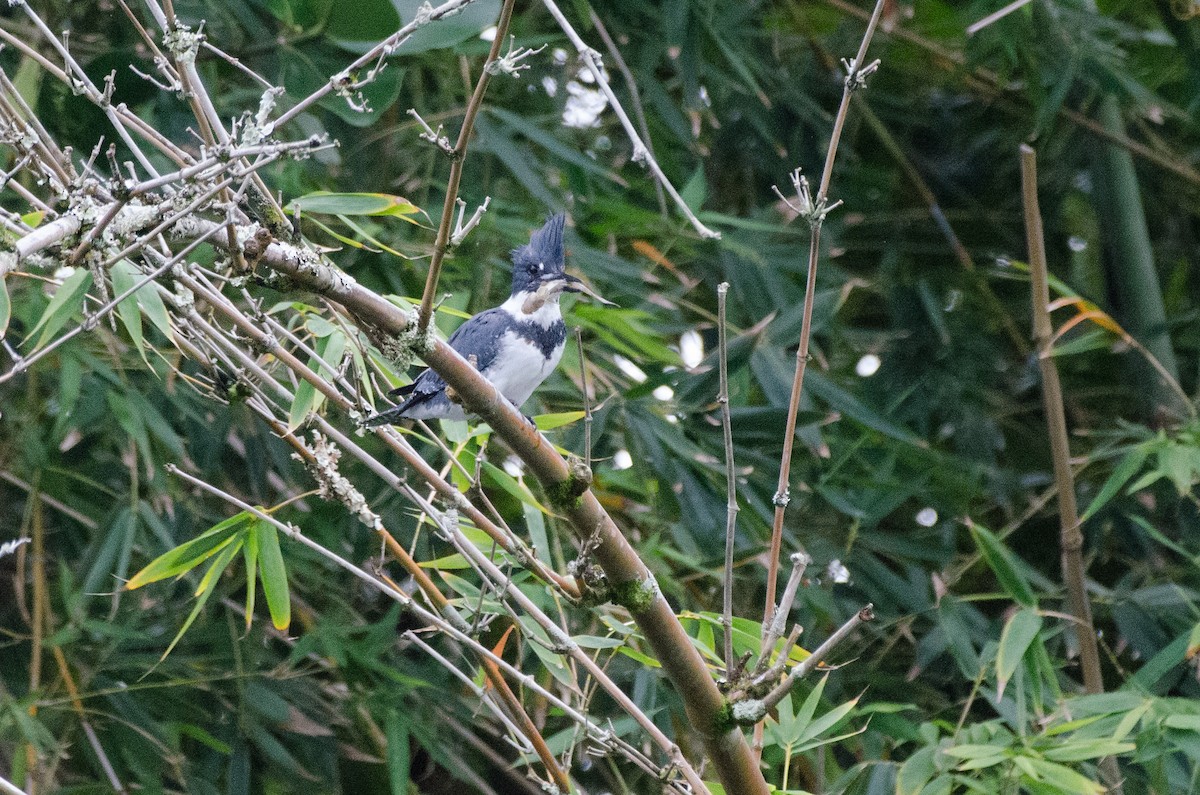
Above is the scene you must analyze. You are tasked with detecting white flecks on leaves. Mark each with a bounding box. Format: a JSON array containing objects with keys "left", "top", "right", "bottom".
[
  {"left": 916, "top": 507, "right": 938, "bottom": 527},
  {"left": 563, "top": 63, "right": 608, "bottom": 129},
  {"left": 855, "top": 353, "right": 881, "bottom": 377},
  {"left": 542, "top": 76, "right": 558, "bottom": 97},
  {"left": 612, "top": 449, "right": 633, "bottom": 470},
  {"left": 679, "top": 330, "right": 704, "bottom": 369},
  {"left": 612, "top": 354, "right": 647, "bottom": 383},
  {"left": 479, "top": 25, "right": 498, "bottom": 42},
  {"left": 827, "top": 559, "right": 850, "bottom": 584},
  {"left": 653, "top": 384, "right": 674, "bottom": 401}
]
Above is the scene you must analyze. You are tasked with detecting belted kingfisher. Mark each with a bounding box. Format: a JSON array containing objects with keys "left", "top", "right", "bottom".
[{"left": 365, "top": 214, "right": 612, "bottom": 426}]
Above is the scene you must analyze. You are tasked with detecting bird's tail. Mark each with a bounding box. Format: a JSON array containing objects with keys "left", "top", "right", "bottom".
[{"left": 362, "top": 406, "right": 407, "bottom": 427}]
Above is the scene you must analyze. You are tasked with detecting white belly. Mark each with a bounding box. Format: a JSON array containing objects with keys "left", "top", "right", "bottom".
[{"left": 483, "top": 332, "right": 565, "bottom": 410}]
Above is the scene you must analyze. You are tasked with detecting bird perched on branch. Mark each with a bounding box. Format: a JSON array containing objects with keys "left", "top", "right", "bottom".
[{"left": 365, "top": 214, "right": 612, "bottom": 426}]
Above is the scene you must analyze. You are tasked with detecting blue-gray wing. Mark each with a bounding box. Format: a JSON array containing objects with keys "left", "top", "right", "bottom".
[{"left": 384, "top": 308, "right": 508, "bottom": 409}]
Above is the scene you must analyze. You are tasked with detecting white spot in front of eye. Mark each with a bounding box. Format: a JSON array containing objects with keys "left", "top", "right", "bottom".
[{"left": 538, "top": 262, "right": 545, "bottom": 271}]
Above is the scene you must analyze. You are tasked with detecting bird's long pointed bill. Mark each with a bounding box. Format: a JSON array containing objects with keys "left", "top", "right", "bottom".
[{"left": 564, "top": 275, "right": 617, "bottom": 306}]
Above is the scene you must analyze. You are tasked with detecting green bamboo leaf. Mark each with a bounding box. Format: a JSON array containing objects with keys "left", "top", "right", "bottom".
[
  {"left": 125, "top": 512, "right": 253, "bottom": 589},
  {"left": 243, "top": 522, "right": 260, "bottom": 631},
  {"left": 1080, "top": 445, "right": 1149, "bottom": 522},
  {"left": 1043, "top": 739, "right": 1136, "bottom": 762},
  {"left": 25, "top": 268, "right": 92, "bottom": 349},
  {"left": 533, "top": 411, "right": 585, "bottom": 431},
  {"left": 137, "top": 277, "right": 173, "bottom": 343},
  {"left": 159, "top": 539, "right": 242, "bottom": 661},
  {"left": 0, "top": 274, "right": 11, "bottom": 340},
  {"left": 385, "top": 709, "right": 410, "bottom": 795},
  {"left": 796, "top": 693, "right": 861, "bottom": 746},
  {"left": 790, "top": 674, "right": 829, "bottom": 742},
  {"left": 288, "top": 191, "right": 424, "bottom": 220},
  {"left": 805, "top": 370, "right": 925, "bottom": 447},
  {"left": 1023, "top": 758, "right": 1105, "bottom": 794},
  {"left": 257, "top": 522, "right": 290, "bottom": 631},
  {"left": 968, "top": 521, "right": 1037, "bottom": 607},
  {"left": 83, "top": 506, "right": 137, "bottom": 597},
  {"left": 288, "top": 330, "right": 346, "bottom": 431},
  {"left": 996, "top": 608, "right": 1043, "bottom": 698},
  {"left": 481, "top": 460, "right": 552, "bottom": 515},
  {"left": 896, "top": 746, "right": 938, "bottom": 795},
  {"left": 110, "top": 259, "right": 146, "bottom": 360},
  {"left": 337, "top": 214, "right": 419, "bottom": 257}
]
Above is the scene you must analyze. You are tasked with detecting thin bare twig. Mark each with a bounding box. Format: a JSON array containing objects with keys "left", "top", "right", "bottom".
[
  {"left": 717, "top": 282, "right": 738, "bottom": 678},
  {"left": 540, "top": 0, "right": 720, "bottom": 239},
  {"left": 763, "top": 0, "right": 887, "bottom": 628},
  {"left": 415, "top": 0, "right": 515, "bottom": 332}
]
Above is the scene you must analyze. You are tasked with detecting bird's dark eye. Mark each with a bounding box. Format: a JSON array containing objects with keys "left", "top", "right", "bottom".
[{"left": 527, "top": 262, "right": 539, "bottom": 274}]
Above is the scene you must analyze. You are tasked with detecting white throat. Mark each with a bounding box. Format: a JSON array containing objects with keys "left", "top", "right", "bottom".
[{"left": 501, "top": 290, "right": 563, "bottom": 329}]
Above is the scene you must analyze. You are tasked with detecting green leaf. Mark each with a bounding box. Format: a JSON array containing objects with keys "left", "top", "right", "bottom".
[
  {"left": 386, "top": 709, "right": 411, "bottom": 795},
  {"left": 137, "top": 277, "right": 174, "bottom": 343},
  {"left": 392, "top": 0, "right": 500, "bottom": 54},
  {"left": 968, "top": 521, "right": 1037, "bottom": 607},
  {"left": 110, "top": 259, "right": 146, "bottom": 360},
  {"left": 288, "top": 191, "right": 423, "bottom": 219},
  {"left": 160, "top": 538, "right": 242, "bottom": 661},
  {"left": 896, "top": 746, "right": 938, "bottom": 795},
  {"left": 533, "top": 411, "right": 586, "bottom": 431},
  {"left": 258, "top": 522, "right": 291, "bottom": 631},
  {"left": 1022, "top": 758, "right": 1105, "bottom": 794},
  {"left": 125, "top": 512, "right": 253, "bottom": 589},
  {"left": 481, "top": 461, "right": 551, "bottom": 515},
  {"left": 0, "top": 274, "right": 11, "bottom": 340},
  {"left": 288, "top": 330, "right": 346, "bottom": 431},
  {"left": 25, "top": 267, "right": 92, "bottom": 350},
  {"left": 804, "top": 370, "right": 925, "bottom": 447},
  {"left": 243, "top": 523, "right": 260, "bottom": 631},
  {"left": 325, "top": 0, "right": 400, "bottom": 42},
  {"left": 1080, "top": 444, "right": 1148, "bottom": 522},
  {"left": 996, "top": 608, "right": 1043, "bottom": 698},
  {"left": 1042, "top": 739, "right": 1136, "bottom": 762}
]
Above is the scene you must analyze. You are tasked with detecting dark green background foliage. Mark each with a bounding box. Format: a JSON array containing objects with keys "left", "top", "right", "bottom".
[{"left": 2, "top": 0, "right": 1199, "bottom": 792}]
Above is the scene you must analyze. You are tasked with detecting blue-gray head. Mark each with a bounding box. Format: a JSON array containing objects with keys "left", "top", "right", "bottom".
[{"left": 509, "top": 214, "right": 614, "bottom": 305}]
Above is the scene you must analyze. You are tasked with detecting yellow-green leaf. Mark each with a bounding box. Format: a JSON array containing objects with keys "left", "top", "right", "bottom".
[
  {"left": 243, "top": 522, "right": 260, "bottom": 631},
  {"left": 996, "top": 608, "right": 1043, "bottom": 698},
  {"left": 533, "top": 411, "right": 586, "bottom": 431},
  {"left": 159, "top": 540, "right": 242, "bottom": 661},
  {"left": 0, "top": 275, "right": 10, "bottom": 340},
  {"left": 125, "top": 512, "right": 253, "bottom": 589},
  {"left": 287, "top": 191, "right": 426, "bottom": 222},
  {"left": 25, "top": 268, "right": 92, "bottom": 350},
  {"left": 110, "top": 260, "right": 145, "bottom": 360},
  {"left": 258, "top": 523, "right": 290, "bottom": 631}
]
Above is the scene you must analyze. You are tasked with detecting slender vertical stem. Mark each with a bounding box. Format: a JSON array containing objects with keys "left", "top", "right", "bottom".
[
  {"left": 575, "top": 326, "right": 592, "bottom": 470},
  {"left": 1019, "top": 144, "right": 1104, "bottom": 695},
  {"left": 717, "top": 283, "right": 738, "bottom": 677},
  {"left": 1021, "top": 143, "right": 1122, "bottom": 792},
  {"left": 25, "top": 472, "right": 45, "bottom": 795},
  {"left": 763, "top": 0, "right": 886, "bottom": 626},
  {"left": 417, "top": 0, "right": 517, "bottom": 332}
]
